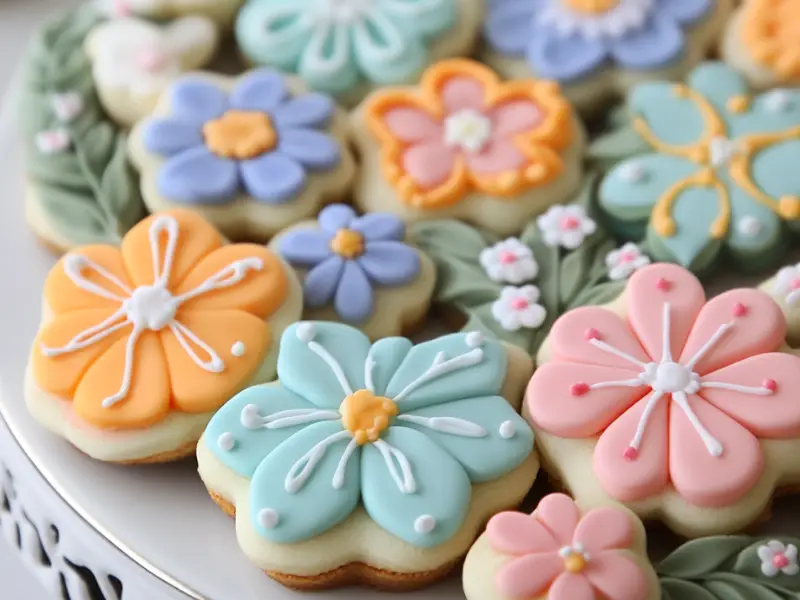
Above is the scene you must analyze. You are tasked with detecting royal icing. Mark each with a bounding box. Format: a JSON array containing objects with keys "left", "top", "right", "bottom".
[
  {"left": 772, "top": 263, "right": 800, "bottom": 306},
  {"left": 606, "top": 243, "right": 650, "bottom": 281},
  {"left": 480, "top": 238, "right": 539, "bottom": 284},
  {"left": 492, "top": 286, "right": 547, "bottom": 331},
  {"left": 598, "top": 63, "right": 800, "bottom": 271},
  {"left": 278, "top": 204, "right": 421, "bottom": 324},
  {"left": 140, "top": 70, "right": 341, "bottom": 205},
  {"left": 35, "top": 129, "right": 70, "bottom": 155},
  {"left": 485, "top": 0, "right": 714, "bottom": 82},
  {"left": 50, "top": 92, "right": 84, "bottom": 123},
  {"left": 537, "top": 205, "right": 597, "bottom": 249},
  {"left": 32, "top": 210, "right": 288, "bottom": 429},
  {"left": 364, "top": 59, "right": 574, "bottom": 209},
  {"left": 235, "top": 0, "right": 457, "bottom": 97},
  {"left": 204, "top": 322, "right": 534, "bottom": 547},
  {"left": 486, "top": 494, "right": 648, "bottom": 600},
  {"left": 527, "top": 262, "right": 800, "bottom": 508},
  {"left": 741, "top": 0, "right": 800, "bottom": 82},
  {"left": 758, "top": 541, "right": 800, "bottom": 577}
]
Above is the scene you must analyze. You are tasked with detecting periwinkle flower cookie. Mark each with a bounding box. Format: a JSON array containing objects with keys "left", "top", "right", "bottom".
[
  {"left": 463, "top": 493, "right": 660, "bottom": 600},
  {"left": 526, "top": 262, "right": 800, "bottom": 537},
  {"left": 95, "top": 0, "right": 244, "bottom": 28},
  {"left": 128, "top": 69, "right": 356, "bottom": 242},
  {"left": 351, "top": 59, "right": 585, "bottom": 237},
  {"left": 197, "top": 322, "right": 538, "bottom": 590},
  {"left": 482, "top": 0, "right": 733, "bottom": 113},
  {"left": 25, "top": 210, "right": 302, "bottom": 463},
  {"left": 273, "top": 204, "right": 436, "bottom": 339},
  {"left": 234, "top": 0, "right": 483, "bottom": 106}
]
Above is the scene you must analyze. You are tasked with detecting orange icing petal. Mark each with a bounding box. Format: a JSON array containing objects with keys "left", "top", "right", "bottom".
[
  {"left": 44, "top": 246, "right": 132, "bottom": 315},
  {"left": 160, "top": 309, "right": 269, "bottom": 413},
  {"left": 73, "top": 331, "right": 171, "bottom": 429},
  {"left": 32, "top": 309, "right": 128, "bottom": 397},
  {"left": 172, "top": 244, "right": 288, "bottom": 318},
  {"left": 121, "top": 210, "right": 223, "bottom": 289}
]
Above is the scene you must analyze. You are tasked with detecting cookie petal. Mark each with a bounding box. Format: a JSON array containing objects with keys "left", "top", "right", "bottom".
[
  {"left": 169, "top": 78, "right": 228, "bottom": 123},
  {"left": 157, "top": 146, "right": 239, "bottom": 204},
  {"left": 495, "top": 554, "right": 564, "bottom": 598},
  {"left": 358, "top": 241, "right": 420, "bottom": 286},
  {"left": 334, "top": 261, "right": 374, "bottom": 322},
  {"left": 609, "top": 15, "right": 684, "bottom": 71},
  {"left": 526, "top": 25, "right": 608, "bottom": 82},
  {"left": 240, "top": 151, "right": 307, "bottom": 203},
  {"left": 278, "top": 229, "right": 334, "bottom": 266},
  {"left": 229, "top": 70, "right": 288, "bottom": 113}
]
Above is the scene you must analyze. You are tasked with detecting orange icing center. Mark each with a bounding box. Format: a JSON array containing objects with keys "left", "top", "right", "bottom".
[
  {"left": 330, "top": 229, "right": 365, "bottom": 259},
  {"left": 561, "top": 0, "right": 618, "bottom": 13},
  {"left": 203, "top": 110, "right": 277, "bottom": 159},
  {"left": 339, "top": 390, "right": 398, "bottom": 445},
  {"left": 564, "top": 553, "right": 587, "bottom": 573}
]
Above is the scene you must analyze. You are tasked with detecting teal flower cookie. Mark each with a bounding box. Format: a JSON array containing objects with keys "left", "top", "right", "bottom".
[{"left": 596, "top": 62, "right": 800, "bottom": 273}]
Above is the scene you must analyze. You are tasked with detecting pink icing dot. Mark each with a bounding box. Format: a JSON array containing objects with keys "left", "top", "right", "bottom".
[
  {"left": 732, "top": 302, "right": 748, "bottom": 317},
  {"left": 570, "top": 382, "right": 590, "bottom": 396},
  {"left": 499, "top": 250, "right": 518, "bottom": 264},
  {"left": 623, "top": 447, "right": 639, "bottom": 461},
  {"left": 774, "top": 554, "right": 790, "bottom": 569},
  {"left": 656, "top": 277, "right": 671, "bottom": 291},
  {"left": 763, "top": 378, "right": 777, "bottom": 392},
  {"left": 511, "top": 298, "right": 529, "bottom": 310},
  {"left": 137, "top": 48, "right": 169, "bottom": 72},
  {"left": 791, "top": 279, "right": 800, "bottom": 291},
  {"left": 584, "top": 327, "right": 601, "bottom": 341},
  {"left": 619, "top": 251, "right": 637, "bottom": 263},
  {"left": 560, "top": 216, "right": 580, "bottom": 230},
  {"left": 114, "top": 0, "right": 131, "bottom": 16}
]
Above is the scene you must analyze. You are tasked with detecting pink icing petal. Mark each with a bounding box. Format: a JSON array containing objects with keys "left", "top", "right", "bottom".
[
  {"left": 627, "top": 263, "right": 705, "bottom": 363},
  {"left": 401, "top": 141, "right": 458, "bottom": 190},
  {"left": 487, "top": 511, "right": 559, "bottom": 555},
  {"left": 495, "top": 553, "right": 564, "bottom": 598},
  {"left": 669, "top": 394, "right": 763, "bottom": 507},
  {"left": 440, "top": 76, "right": 487, "bottom": 114},
  {"left": 593, "top": 396, "right": 670, "bottom": 503},
  {"left": 490, "top": 99, "right": 543, "bottom": 136},
  {"left": 701, "top": 353, "right": 800, "bottom": 438},
  {"left": 678, "top": 288, "right": 786, "bottom": 375},
  {"left": 535, "top": 493, "right": 580, "bottom": 545},
  {"left": 465, "top": 138, "right": 526, "bottom": 174},
  {"left": 527, "top": 362, "right": 649, "bottom": 437},
  {"left": 573, "top": 508, "right": 634, "bottom": 554},
  {"left": 548, "top": 307, "right": 651, "bottom": 369},
  {"left": 585, "top": 552, "right": 650, "bottom": 600},
  {"left": 548, "top": 572, "right": 596, "bottom": 600},
  {"left": 381, "top": 107, "right": 443, "bottom": 143}
]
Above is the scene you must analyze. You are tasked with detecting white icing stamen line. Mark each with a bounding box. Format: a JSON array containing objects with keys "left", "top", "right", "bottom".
[
  {"left": 364, "top": 347, "right": 377, "bottom": 394},
  {"left": 701, "top": 381, "right": 774, "bottom": 395},
  {"left": 173, "top": 258, "right": 265, "bottom": 304},
  {"left": 62, "top": 254, "right": 133, "bottom": 301},
  {"left": 373, "top": 439, "right": 416, "bottom": 494},
  {"left": 684, "top": 322, "right": 733, "bottom": 369},
  {"left": 100, "top": 327, "right": 143, "bottom": 408},
  {"left": 673, "top": 391, "right": 723, "bottom": 457},
  {"left": 588, "top": 338, "right": 648, "bottom": 369},
  {"left": 332, "top": 438, "right": 359, "bottom": 489},
  {"left": 393, "top": 348, "right": 484, "bottom": 403},
  {"left": 41, "top": 308, "right": 130, "bottom": 357},
  {"left": 169, "top": 320, "right": 224, "bottom": 373},
  {"left": 149, "top": 215, "right": 180, "bottom": 288},
  {"left": 240, "top": 406, "right": 340, "bottom": 430},
  {"left": 296, "top": 334, "right": 355, "bottom": 397},
  {"left": 285, "top": 430, "right": 351, "bottom": 493},
  {"left": 661, "top": 303, "right": 672, "bottom": 362},
  {"left": 627, "top": 391, "right": 663, "bottom": 452},
  {"left": 590, "top": 377, "right": 646, "bottom": 390},
  {"left": 396, "top": 414, "right": 487, "bottom": 437}
]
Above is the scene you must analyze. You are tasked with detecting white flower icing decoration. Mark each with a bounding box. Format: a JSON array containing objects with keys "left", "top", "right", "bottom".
[
  {"left": 536, "top": 205, "right": 597, "bottom": 250},
  {"left": 606, "top": 243, "right": 650, "bottom": 281},
  {"left": 492, "top": 286, "right": 547, "bottom": 331},
  {"left": 758, "top": 541, "right": 800, "bottom": 577},
  {"left": 774, "top": 263, "right": 800, "bottom": 305},
  {"left": 480, "top": 238, "right": 539, "bottom": 284}
]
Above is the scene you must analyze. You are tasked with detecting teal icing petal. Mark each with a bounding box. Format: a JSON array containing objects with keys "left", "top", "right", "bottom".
[
  {"left": 352, "top": 11, "right": 427, "bottom": 85},
  {"left": 366, "top": 337, "right": 414, "bottom": 397},
  {"left": 628, "top": 82, "right": 707, "bottom": 146},
  {"left": 378, "top": 0, "right": 456, "bottom": 38},
  {"left": 726, "top": 174, "right": 783, "bottom": 261},
  {"left": 385, "top": 333, "right": 507, "bottom": 412},
  {"left": 277, "top": 322, "right": 371, "bottom": 408},
  {"left": 686, "top": 62, "right": 748, "bottom": 115},
  {"left": 250, "top": 421, "right": 360, "bottom": 543},
  {"left": 235, "top": 0, "right": 315, "bottom": 72},
  {"left": 729, "top": 89, "right": 800, "bottom": 138},
  {"left": 298, "top": 23, "right": 361, "bottom": 95},
  {"left": 204, "top": 384, "right": 323, "bottom": 478},
  {"left": 396, "top": 396, "right": 534, "bottom": 482},
  {"left": 360, "top": 426, "right": 471, "bottom": 547},
  {"left": 748, "top": 138, "right": 800, "bottom": 202}
]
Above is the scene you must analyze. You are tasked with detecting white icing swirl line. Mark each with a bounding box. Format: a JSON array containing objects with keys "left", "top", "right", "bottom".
[
  {"left": 240, "top": 405, "right": 340, "bottom": 430},
  {"left": 393, "top": 348, "right": 484, "bottom": 403},
  {"left": 396, "top": 414, "right": 487, "bottom": 437},
  {"left": 373, "top": 439, "right": 416, "bottom": 494},
  {"left": 285, "top": 430, "right": 351, "bottom": 493}
]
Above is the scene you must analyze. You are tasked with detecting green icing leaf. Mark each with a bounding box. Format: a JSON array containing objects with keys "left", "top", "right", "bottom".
[
  {"left": 20, "top": 7, "right": 144, "bottom": 249},
  {"left": 658, "top": 537, "right": 754, "bottom": 578},
  {"left": 587, "top": 123, "right": 650, "bottom": 169},
  {"left": 661, "top": 578, "right": 720, "bottom": 600}
]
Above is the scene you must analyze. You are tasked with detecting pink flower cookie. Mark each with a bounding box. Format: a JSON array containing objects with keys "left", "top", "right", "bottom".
[
  {"left": 463, "top": 493, "right": 660, "bottom": 600},
  {"left": 526, "top": 262, "right": 800, "bottom": 537}
]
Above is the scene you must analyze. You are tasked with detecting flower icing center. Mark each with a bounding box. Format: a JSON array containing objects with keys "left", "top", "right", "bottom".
[
  {"left": 560, "top": 215, "right": 580, "bottom": 230},
  {"left": 560, "top": 0, "right": 619, "bottom": 14},
  {"left": 444, "top": 109, "right": 492, "bottom": 153},
  {"left": 774, "top": 553, "right": 791, "bottom": 569},
  {"left": 203, "top": 110, "right": 277, "bottom": 160},
  {"left": 499, "top": 250, "right": 518, "bottom": 264},
  {"left": 340, "top": 389, "right": 398, "bottom": 445},
  {"left": 559, "top": 544, "right": 590, "bottom": 573},
  {"left": 511, "top": 297, "right": 530, "bottom": 310},
  {"left": 330, "top": 229, "right": 365, "bottom": 259},
  {"left": 123, "top": 285, "right": 178, "bottom": 330}
]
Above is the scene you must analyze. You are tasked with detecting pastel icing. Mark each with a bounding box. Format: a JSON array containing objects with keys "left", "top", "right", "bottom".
[
  {"left": 278, "top": 204, "right": 421, "bottom": 323},
  {"left": 140, "top": 70, "right": 341, "bottom": 205},
  {"left": 598, "top": 62, "right": 800, "bottom": 271},
  {"left": 527, "top": 262, "right": 800, "bottom": 508},
  {"left": 31, "top": 210, "right": 288, "bottom": 429},
  {"left": 485, "top": 0, "right": 714, "bottom": 82},
  {"left": 204, "top": 322, "right": 534, "bottom": 546},
  {"left": 487, "top": 494, "right": 648, "bottom": 600},
  {"left": 364, "top": 59, "right": 574, "bottom": 209},
  {"left": 741, "top": 0, "right": 800, "bottom": 81},
  {"left": 235, "top": 0, "right": 457, "bottom": 96}
]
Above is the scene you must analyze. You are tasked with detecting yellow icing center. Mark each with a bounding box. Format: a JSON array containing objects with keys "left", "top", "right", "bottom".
[
  {"left": 203, "top": 110, "right": 277, "bottom": 159},
  {"left": 340, "top": 390, "right": 398, "bottom": 445},
  {"left": 561, "top": 0, "right": 619, "bottom": 13},
  {"left": 564, "top": 553, "right": 587, "bottom": 573},
  {"left": 330, "top": 229, "right": 365, "bottom": 259}
]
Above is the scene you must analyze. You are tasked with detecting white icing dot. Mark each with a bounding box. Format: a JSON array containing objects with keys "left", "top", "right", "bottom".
[
  {"left": 258, "top": 508, "right": 279, "bottom": 529},
  {"left": 737, "top": 215, "right": 762, "bottom": 237},
  {"left": 296, "top": 322, "right": 316, "bottom": 343},
  {"left": 499, "top": 420, "right": 516, "bottom": 439},
  {"left": 618, "top": 162, "right": 646, "bottom": 183},
  {"left": 217, "top": 432, "right": 236, "bottom": 451},
  {"left": 231, "top": 341, "right": 246, "bottom": 357},
  {"left": 414, "top": 514, "right": 436, "bottom": 534},
  {"left": 765, "top": 89, "right": 792, "bottom": 113},
  {"left": 241, "top": 404, "right": 262, "bottom": 429},
  {"left": 465, "top": 331, "right": 484, "bottom": 348}
]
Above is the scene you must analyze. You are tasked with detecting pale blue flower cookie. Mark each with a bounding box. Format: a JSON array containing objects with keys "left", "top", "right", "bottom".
[{"left": 196, "top": 322, "right": 537, "bottom": 589}]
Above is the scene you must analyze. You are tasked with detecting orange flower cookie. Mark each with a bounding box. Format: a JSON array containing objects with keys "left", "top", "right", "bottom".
[
  {"left": 24, "top": 209, "right": 302, "bottom": 463},
  {"left": 722, "top": 0, "right": 800, "bottom": 88},
  {"left": 350, "top": 59, "right": 585, "bottom": 236}
]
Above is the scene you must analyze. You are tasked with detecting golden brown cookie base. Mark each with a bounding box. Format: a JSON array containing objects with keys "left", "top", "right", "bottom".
[
  {"left": 208, "top": 489, "right": 236, "bottom": 517},
  {"left": 112, "top": 439, "right": 198, "bottom": 465}
]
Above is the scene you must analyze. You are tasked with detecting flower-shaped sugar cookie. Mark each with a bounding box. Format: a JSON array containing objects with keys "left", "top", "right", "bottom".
[
  {"left": 25, "top": 209, "right": 302, "bottom": 463},
  {"left": 595, "top": 62, "right": 800, "bottom": 274},
  {"left": 129, "top": 69, "right": 356, "bottom": 242},
  {"left": 527, "top": 262, "right": 800, "bottom": 537},
  {"left": 197, "top": 322, "right": 537, "bottom": 589},
  {"left": 464, "top": 493, "right": 660, "bottom": 600},
  {"left": 352, "top": 60, "right": 584, "bottom": 236},
  {"left": 86, "top": 16, "right": 219, "bottom": 126},
  {"left": 274, "top": 204, "right": 436, "bottom": 339},
  {"left": 95, "top": 0, "right": 244, "bottom": 28},
  {"left": 235, "top": 0, "right": 482, "bottom": 106}
]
